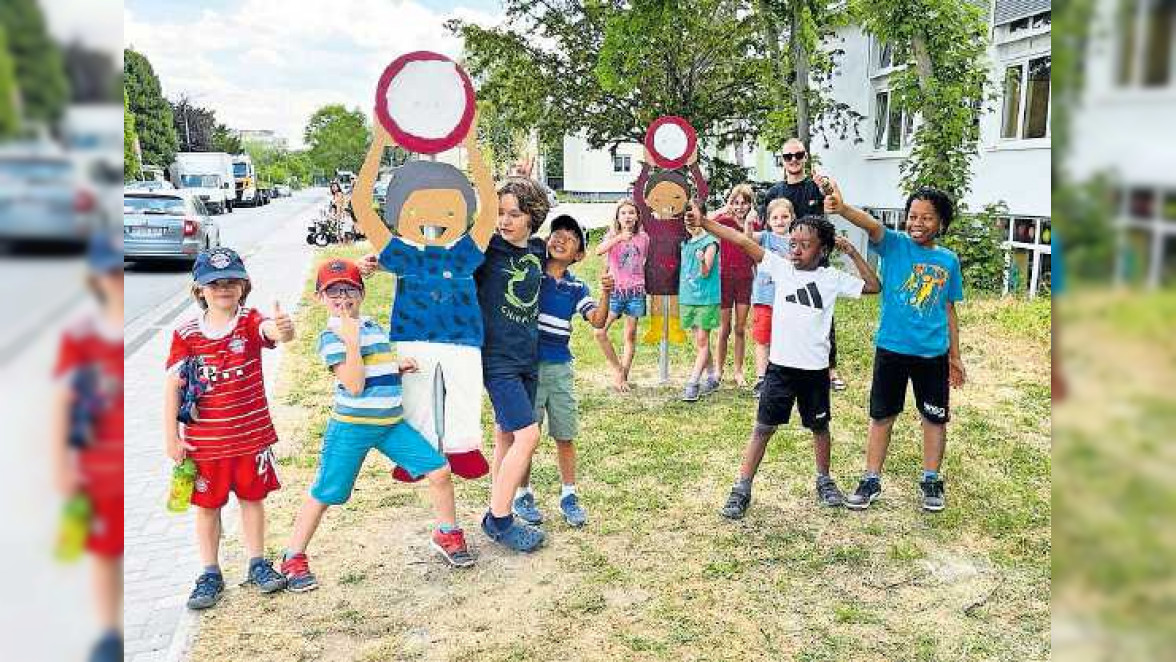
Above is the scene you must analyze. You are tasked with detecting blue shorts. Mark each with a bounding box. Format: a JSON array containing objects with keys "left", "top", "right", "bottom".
[
  {"left": 608, "top": 290, "right": 647, "bottom": 318},
  {"left": 310, "top": 418, "right": 447, "bottom": 505},
  {"left": 484, "top": 371, "right": 539, "bottom": 433}
]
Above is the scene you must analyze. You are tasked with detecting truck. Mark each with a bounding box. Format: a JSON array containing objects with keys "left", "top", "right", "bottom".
[
  {"left": 169, "top": 152, "right": 235, "bottom": 214},
  {"left": 232, "top": 154, "right": 263, "bottom": 207}
]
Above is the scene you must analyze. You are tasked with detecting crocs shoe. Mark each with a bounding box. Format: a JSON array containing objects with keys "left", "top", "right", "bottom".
[
  {"left": 481, "top": 512, "right": 545, "bottom": 553},
  {"left": 559, "top": 493, "right": 587, "bottom": 527},
  {"left": 512, "top": 492, "right": 544, "bottom": 525}
]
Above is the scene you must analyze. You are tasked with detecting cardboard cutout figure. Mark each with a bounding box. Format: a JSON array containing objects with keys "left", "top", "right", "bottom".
[
  {"left": 353, "top": 52, "right": 497, "bottom": 480},
  {"left": 635, "top": 118, "right": 708, "bottom": 348}
]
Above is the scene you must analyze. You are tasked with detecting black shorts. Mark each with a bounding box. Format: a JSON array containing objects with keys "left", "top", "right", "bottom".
[
  {"left": 756, "top": 364, "right": 831, "bottom": 431},
  {"left": 868, "top": 347, "right": 950, "bottom": 424}
]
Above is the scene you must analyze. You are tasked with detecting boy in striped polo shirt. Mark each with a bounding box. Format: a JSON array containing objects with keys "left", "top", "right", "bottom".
[
  {"left": 281, "top": 259, "right": 472, "bottom": 592},
  {"left": 512, "top": 215, "right": 612, "bottom": 527}
]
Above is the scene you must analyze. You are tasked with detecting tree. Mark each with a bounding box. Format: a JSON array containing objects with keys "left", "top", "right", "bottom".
[
  {"left": 450, "top": 0, "right": 773, "bottom": 186},
  {"left": 852, "top": 0, "right": 989, "bottom": 203},
  {"left": 170, "top": 95, "right": 217, "bottom": 151},
  {"left": 303, "top": 104, "right": 369, "bottom": 175},
  {"left": 124, "top": 48, "right": 178, "bottom": 167},
  {"left": 212, "top": 124, "right": 242, "bottom": 154},
  {"left": 124, "top": 87, "right": 141, "bottom": 180},
  {"left": 0, "top": 25, "right": 21, "bottom": 139},
  {"left": 0, "top": 0, "right": 69, "bottom": 125},
  {"left": 64, "top": 41, "right": 118, "bottom": 104}
]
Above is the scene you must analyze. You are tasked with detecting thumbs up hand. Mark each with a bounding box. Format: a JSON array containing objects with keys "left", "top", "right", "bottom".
[{"left": 272, "top": 300, "right": 295, "bottom": 342}]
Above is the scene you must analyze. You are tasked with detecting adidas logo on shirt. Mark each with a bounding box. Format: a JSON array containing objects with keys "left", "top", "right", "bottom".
[{"left": 784, "top": 282, "right": 825, "bottom": 310}]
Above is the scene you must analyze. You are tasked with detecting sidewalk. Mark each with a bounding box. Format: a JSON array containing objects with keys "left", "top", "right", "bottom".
[{"left": 123, "top": 208, "right": 318, "bottom": 662}]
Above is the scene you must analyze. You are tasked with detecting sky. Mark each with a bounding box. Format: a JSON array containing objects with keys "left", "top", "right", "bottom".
[
  {"left": 123, "top": 0, "right": 503, "bottom": 150},
  {"left": 41, "top": 0, "right": 122, "bottom": 54}
]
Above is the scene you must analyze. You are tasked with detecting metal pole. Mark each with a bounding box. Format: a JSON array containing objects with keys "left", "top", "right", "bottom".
[{"left": 659, "top": 294, "right": 669, "bottom": 384}]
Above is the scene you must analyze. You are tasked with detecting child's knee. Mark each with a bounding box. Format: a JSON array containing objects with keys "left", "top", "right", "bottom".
[{"left": 427, "top": 463, "right": 453, "bottom": 483}]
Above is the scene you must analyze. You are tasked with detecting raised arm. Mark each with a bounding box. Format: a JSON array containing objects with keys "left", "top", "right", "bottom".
[
  {"left": 633, "top": 160, "right": 651, "bottom": 216},
  {"left": 688, "top": 160, "right": 708, "bottom": 204},
  {"left": 465, "top": 120, "right": 497, "bottom": 250},
  {"left": 700, "top": 215, "right": 764, "bottom": 263},
  {"left": 824, "top": 180, "right": 884, "bottom": 243},
  {"left": 353, "top": 122, "right": 394, "bottom": 251},
  {"left": 835, "top": 235, "right": 880, "bottom": 294}
]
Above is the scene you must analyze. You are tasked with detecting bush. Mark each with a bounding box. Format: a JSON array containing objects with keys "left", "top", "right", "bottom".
[{"left": 940, "top": 203, "right": 1006, "bottom": 295}]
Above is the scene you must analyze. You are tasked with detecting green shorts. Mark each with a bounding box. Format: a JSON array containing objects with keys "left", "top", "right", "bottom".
[
  {"left": 534, "top": 361, "right": 578, "bottom": 441},
  {"left": 680, "top": 304, "right": 720, "bottom": 331}
]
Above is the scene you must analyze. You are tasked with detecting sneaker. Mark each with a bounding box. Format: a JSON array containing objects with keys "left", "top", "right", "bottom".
[
  {"left": 511, "top": 492, "right": 544, "bottom": 525},
  {"left": 186, "top": 572, "right": 225, "bottom": 610},
  {"left": 560, "top": 493, "right": 587, "bottom": 527},
  {"left": 752, "top": 378, "right": 764, "bottom": 399},
  {"left": 431, "top": 528, "right": 476, "bottom": 567},
  {"left": 89, "top": 631, "right": 122, "bottom": 662},
  {"left": 920, "top": 478, "right": 946, "bottom": 512},
  {"left": 242, "top": 559, "right": 287, "bottom": 594},
  {"left": 816, "top": 476, "right": 845, "bottom": 507},
  {"left": 699, "top": 376, "right": 720, "bottom": 397},
  {"left": 681, "top": 381, "right": 700, "bottom": 402},
  {"left": 719, "top": 488, "right": 751, "bottom": 519},
  {"left": 844, "top": 476, "right": 882, "bottom": 510},
  {"left": 481, "top": 512, "right": 545, "bottom": 553},
  {"left": 281, "top": 553, "right": 319, "bottom": 593}
]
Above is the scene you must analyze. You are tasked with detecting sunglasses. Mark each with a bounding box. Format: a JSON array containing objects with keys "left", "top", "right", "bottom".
[{"left": 781, "top": 151, "right": 807, "bottom": 162}]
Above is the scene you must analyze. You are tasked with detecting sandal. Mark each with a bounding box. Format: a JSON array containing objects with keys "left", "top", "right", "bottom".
[{"left": 481, "top": 512, "right": 546, "bottom": 553}]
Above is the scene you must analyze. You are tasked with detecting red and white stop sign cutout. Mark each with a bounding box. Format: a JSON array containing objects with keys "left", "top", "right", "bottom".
[
  {"left": 644, "top": 116, "right": 697, "bottom": 169},
  {"left": 374, "top": 51, "right": 476, "bottom": 154}
]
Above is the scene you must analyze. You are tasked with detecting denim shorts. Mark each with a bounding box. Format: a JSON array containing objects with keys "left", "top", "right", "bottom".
[{"left": 608, "top": 290, "right": 647, "bottom": 318}]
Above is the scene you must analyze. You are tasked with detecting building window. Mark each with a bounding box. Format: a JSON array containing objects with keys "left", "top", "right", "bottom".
[
  {"left": 1007, "top": 10, "right": 1051, "bottom": 36},
  {"left": 873, "top": 90, "right": 914, "bottom": 151},
  {"left": 1118, "top": 0, "right": 1176, "bottom": 87},
  {"left": 612, "top": 154, "right": 631, "bottom": 173},
  {"left": 1001, "top": 56, "right": 1051, "bottom": 140}
]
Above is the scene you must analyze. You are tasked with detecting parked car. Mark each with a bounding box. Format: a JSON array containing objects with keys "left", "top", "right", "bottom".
[
  {"left": 125, "top": 180, "right": 176, "bottom": 192},
  {"left": 274, "top": 184, "right": 292, "bottom": 198},
  {"left": 0, "top": 152, "right": 97, "bottom": 248},
  {"left": 123, "top": 191, "right": 220, "bottom": 265},
  {"left": 169, "top": 152, "right": 235, "bottom": 213}
]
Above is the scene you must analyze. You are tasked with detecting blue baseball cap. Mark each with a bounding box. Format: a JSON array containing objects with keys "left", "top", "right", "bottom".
[
  {"left": 87, "top": 232, "right": 123, "bottom": 272},
  {"left": 192, "top": 247, "right": 249, "bottom": 285}
]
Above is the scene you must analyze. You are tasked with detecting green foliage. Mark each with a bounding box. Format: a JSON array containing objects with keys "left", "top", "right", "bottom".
[
  {"left": 244, "top": 138, "right": 313, "bottom": 187},
  {"left": 123, "top": 87, "right": 141, "bottom": 180},
  {"left": 303, "top": 104, "right": 369, "bottom": 176},
  {"left": 0, "top": 26, "right": 21, "bottom": 138},
  {"left": 171, "top": 96, "right": 218, "bottom": 152},
  {"left": 852, "top": 0, "right": 990, "bottom": 203},
  {"left": 212, "top": 123, "right": 242, "bottom": 154},
  {"left": 0, "top": 0, "right": 69, "bottom": 125},
  {"left": 475, "top": 99, "right": 525, "bottom": 176},
  {"left": 939, "top": 203, "right": 1007, "bottom": 294},
  {"left": 124, "top": 48, "right": 178, "bottom": 168}
]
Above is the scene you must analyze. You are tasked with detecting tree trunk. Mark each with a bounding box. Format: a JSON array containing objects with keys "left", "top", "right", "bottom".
[
  {"left": 791, "top": 1, "right": 810, "bottom": 149},
  {"left": 755, "top": 0, "right": 789, "bottom": 120},
  {"left": 912, "top": 32, "right": 934, "bottom": 89}
]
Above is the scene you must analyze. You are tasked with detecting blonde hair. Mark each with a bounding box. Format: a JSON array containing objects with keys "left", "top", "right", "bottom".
[
  {"left": 766, "top": 197, "right": 795, "bottom": 220},
  {"left": 190, "top": 280, "right": 252, "bottom": 310},
  {"left": 611, "top": 197, "right": 642, "bottom": 236},
  {"left": 726, "top": 184, "right": 755, "bottom": 206}
]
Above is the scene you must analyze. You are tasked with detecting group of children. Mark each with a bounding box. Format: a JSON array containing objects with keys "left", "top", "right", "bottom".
[
  {"left": 162, "top": 158, "right": 967, "bottom": 612},
  {"left": 164, "top": 175, "right": 610, "bottom": 609}
]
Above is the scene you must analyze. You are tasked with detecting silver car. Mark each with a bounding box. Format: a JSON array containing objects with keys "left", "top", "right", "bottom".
[
  {"left": 123, "top": 191, "right": 221, "bottom": 265},
  {"left": 0, "top": 153, "right": 96, "bottom": 246}
]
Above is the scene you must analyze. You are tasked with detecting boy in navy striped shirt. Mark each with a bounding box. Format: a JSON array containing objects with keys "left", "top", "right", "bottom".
[
  {"left": 512, "top": 215, "right": 612, "bottom": 527},
  {"left": 281, "top": 259, "right": 473, "bottom": 592}
]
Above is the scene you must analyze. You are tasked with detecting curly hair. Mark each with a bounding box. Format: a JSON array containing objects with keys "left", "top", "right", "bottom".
[
  {"left": 904, "top": 186, "right": 955, "bottom": 233},
  {"left": 789, "top": 214, "right": 837, "bottom": 264},
  {"left": 497, "top": 177, "right": 551, "bottom": 233}
]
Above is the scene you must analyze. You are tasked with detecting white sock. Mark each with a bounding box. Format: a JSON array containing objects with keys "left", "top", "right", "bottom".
[
  {"left": 515, "top": 486, "right": 533, "bottom": 500},
  {"left": 560, "top": 484, "right": 577, "bottom": 499}
]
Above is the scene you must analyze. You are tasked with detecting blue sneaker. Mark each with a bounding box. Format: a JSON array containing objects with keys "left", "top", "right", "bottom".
[
  {"left": 481, "top": 512, "right": 545, "bottom": 553},
  {"left": 511, "top": 491, "right": 544, "bottom": 525},
  {"left": 242, "top": 559, "right": 287, "bottom": 594},
  {"left": 559, "top": 493, "right": 587, "bottom": 527},
  {"left": 89, "top": 631, "right": 122, "bottom": 662},
  {"left": 186, "top": 572, "right": 225, "bottom": 610}
]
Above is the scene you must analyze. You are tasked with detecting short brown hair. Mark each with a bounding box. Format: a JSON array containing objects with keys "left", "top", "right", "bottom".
[
  {"left": 190, "top": 280, "right": 252, "bottom": 310},
  {"left": 726, "top": 184, "right": 754, "bottom": 206},
  {"left": 497, "top": 177, "right": 551, "bottom": 233},
  {"left": 766, "top": 197, "right": 795, "bottom": 219}
]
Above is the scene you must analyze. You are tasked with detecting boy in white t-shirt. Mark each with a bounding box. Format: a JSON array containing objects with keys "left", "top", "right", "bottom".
[{"left": 695, "top": 213, "right": 881, "bottom": 517}]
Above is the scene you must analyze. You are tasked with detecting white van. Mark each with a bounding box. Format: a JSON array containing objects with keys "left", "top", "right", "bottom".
[{"left": 169, "top": 152, "right": 235, "bottom": 214}]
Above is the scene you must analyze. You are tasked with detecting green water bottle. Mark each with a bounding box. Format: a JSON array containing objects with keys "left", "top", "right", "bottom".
[
  {"left": 55, "top": 494, "right": 91, "bottom": 563},
  {"left": 167, "top": 458, "right": 197, "bottom": 513}
]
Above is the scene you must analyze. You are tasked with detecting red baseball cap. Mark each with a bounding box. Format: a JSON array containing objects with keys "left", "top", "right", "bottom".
[{"left": 315, "top": 259, "right": 364, "bottom": 292}]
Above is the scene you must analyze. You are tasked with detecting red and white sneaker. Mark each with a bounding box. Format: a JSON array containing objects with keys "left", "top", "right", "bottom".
[
  {"left": 431, "top": 528, "right": 476, "bottom": 568},
  {"left": 281, "top": 553, "right": 319, "bottom": 592}
]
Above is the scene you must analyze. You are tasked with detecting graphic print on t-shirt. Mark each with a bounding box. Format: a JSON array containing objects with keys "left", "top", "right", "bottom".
[
  {"left": 900, "top": 263, "right": 949, "bottom": 313},
  {"left": 501, "top": 253, "right": 543, "bottom": 324},
  {"left": 783, "top": 282, "right": 825, "bottom": 309}
]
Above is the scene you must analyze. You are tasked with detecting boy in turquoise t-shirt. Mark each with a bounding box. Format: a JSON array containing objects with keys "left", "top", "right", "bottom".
[
  {"left": 824, "top": 182, "right": 966, "bottom": 512},
  {"left": 680, "top": 199, "right": 721, "bottom": 402}
]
